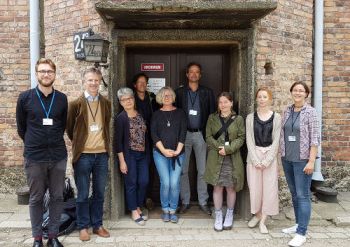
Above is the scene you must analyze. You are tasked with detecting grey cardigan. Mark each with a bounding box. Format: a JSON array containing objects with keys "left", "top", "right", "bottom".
[{"left": 246, "top": 112, "right": 281, "bottom": 167}]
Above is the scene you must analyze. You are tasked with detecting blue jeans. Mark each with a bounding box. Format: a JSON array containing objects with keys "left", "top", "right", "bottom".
[
  {"left": 74, "top": 153, "right": 108, "bottom": 230},
  {"left": 123, "top": 150, "right": 149, "bottom": 211},
  {"left": 153, "top": 149, "right": 184, "bottom": 212},
  {"left": 282, "top": 159, "right": 312, "bottom": 236}
]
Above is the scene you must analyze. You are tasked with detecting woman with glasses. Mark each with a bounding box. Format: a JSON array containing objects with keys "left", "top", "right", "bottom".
[
  {"left": 114, "top": 87, "right": 149, "bottom": 226},
  {"left": 151, "top": 86, "right": 187, "bottom": 223},
  {"left": 280, "top": 82, "right": 320, "bottom": 247},
  {"left": 246, "top": 87, "right": 281, "bottom": 234}
]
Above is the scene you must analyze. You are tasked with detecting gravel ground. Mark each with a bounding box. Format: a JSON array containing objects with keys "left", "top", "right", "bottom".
[{"left": 0, "top": 167, "right": 26, "bottom": 194}]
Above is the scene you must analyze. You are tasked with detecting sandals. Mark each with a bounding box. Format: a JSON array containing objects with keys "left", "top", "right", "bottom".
[{"left": 133, "top": 216, "right": 145, "bottom": 226}]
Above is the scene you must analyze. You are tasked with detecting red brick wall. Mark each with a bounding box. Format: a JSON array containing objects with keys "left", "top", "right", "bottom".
[
  {"left": 0, "top": 0, "right": 30, "bottom": 166},
  {"left": 322, "top": 0, "right": 350, "bottom": 167},
  {"left": 255, "top": 0, "right": 314, "bottom": 113}
]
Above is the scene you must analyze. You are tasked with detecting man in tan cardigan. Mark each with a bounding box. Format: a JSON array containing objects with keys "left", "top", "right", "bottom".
[{"left": 66, "top": 67, "right": 111, "bottom": 241}]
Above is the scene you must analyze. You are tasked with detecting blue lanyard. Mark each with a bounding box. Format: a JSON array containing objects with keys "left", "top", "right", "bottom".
[{"left": 35, "top": 88, "right": 56, "bottom": 118}]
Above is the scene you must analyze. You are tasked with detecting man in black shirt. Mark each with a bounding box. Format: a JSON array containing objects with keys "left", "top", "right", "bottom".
[
  {"left": 132, "top": 73, "right": 158, "bottom": 210},
  {"left": 16, "top": 58, "right": 67, "bottom": 247},
  {"left": 175, "top": 62, "right": 216, "bottom": 215}
]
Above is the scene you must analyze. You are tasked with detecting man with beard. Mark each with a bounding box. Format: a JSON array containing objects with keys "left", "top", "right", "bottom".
[
  {"left": 66, "top": 67, "right": 111, "bottom": 241},
  {"left": 16, "top": 58, "right": 67, "bottom": 247}
]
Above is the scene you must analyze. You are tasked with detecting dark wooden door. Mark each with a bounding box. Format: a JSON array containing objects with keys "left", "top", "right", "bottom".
[{"left": 126, "top": 47, "right": 230, "bottom": 203}]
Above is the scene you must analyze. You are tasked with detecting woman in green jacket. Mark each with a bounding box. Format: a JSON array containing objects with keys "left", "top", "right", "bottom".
[{"left": 204, "top": 92, "right": 245, "bottom": 232}]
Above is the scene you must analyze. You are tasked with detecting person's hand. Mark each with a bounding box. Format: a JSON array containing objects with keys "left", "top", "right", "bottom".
[
  {"left": 162, "top": 149, "right": 175, "bottom": 158},
  {"left": 218, "top": 147, "right": 226, "bottom": 156},
  {"left": 303, "top": 161, "right": 314, "bottom": 175},
  {"left": 173, "top": 150, "right": 181, "bottom": 156},
  {"left": 255, "top": 163, "right": 263, "bottom": 169},
  {"left": 120, "top": 161, "right": 128, "bottom": 174}
]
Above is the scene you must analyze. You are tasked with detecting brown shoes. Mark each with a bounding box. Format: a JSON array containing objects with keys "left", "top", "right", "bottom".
[
  {"left": 93, "top": 226, "right": 110, "bottom": 238},
  {"left": 79, "top": 228, "right": 90, "bottom": 241}
]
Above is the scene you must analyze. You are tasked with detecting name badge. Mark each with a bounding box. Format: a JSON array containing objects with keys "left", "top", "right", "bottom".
[
  {"left": 225, "top": 141, "right": 230, "bottom": 146},
  {"left": 288, "top": 136, "right": 296, "bottom": 142},
  {"left": 90, "top": 124, "right": 99, "bottom": 132},
  {"left": 189, "top": 109, "right": 198, "bottom": 116},
  {"left": 43, "top": 118, "right": 53, "bottom": 126}
]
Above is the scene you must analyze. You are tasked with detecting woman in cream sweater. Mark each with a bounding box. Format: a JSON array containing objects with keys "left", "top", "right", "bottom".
[{"left": 246, "top": 87, "right": 281, "bottom": 234}]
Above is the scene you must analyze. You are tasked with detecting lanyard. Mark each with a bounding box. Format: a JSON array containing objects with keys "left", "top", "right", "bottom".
[
  {"left": 35, "top": 88, "right": 56, "bottom": 119},
  {"left": 291, "top": 107, "right": 301, "bottom": 133},
  {"left": 86, "top": 98, "right": 99, "bottom": 122},
  {"left": 188, "top": 90, "right": 198, "bottom": 108}
]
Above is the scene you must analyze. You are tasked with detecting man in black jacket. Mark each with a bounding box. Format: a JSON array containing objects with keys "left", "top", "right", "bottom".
[{"left": 175, "top": 62, "right": 215, "bottom": 215}]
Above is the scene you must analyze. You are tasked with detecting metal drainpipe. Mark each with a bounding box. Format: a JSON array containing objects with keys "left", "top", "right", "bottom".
[
  {"left": 30, "top": 0, "right": 40, "bottom": 89},
  {"left": 312, "top": 0, "right": 324, "bottom": 181}
]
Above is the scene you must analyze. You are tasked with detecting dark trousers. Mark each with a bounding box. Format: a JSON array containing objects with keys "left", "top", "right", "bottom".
[
  {"left": 25, "top": 159, "right": 67, "bottom": 238},
  {"left": 123, "top": 150, "right": 149, "bottom": 211},
  {"left": 74, "top": 153, "right": 108, "bottom": 230}
]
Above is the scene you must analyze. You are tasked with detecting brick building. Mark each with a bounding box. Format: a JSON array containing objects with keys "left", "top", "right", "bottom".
[{"left": 0, "top": 0, "right": 349, "bottom": 219}]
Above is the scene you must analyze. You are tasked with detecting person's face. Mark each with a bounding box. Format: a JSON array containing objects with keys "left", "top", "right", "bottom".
[
  {"left": 134, "top": 76, "right": 148, "bottom": 93},
  {"left": 84, "top": 72, "right": 101, "bottom": 96},
  {"left": 186, "top": 65, "right": 201, "bottom": 83},
  {"left": 36, "top": 63, "right": 56, "bottom": 87},
  {"left": 291, "top": 84, "right": 307, "bottom": 104},
  {"left": 256, "top": 90, "right": 271, "bottom": 108},
  {"left": 218, "top": 96, "right": 233, "bottom": 114},
  {"left": 162, "top": 90, "right": 174, "bottom": 106},
  {"left": 119, "top": 95, "right": 135, "bottom": 110}
]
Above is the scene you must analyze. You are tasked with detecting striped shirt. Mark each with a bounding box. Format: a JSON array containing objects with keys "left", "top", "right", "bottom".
[{"left": 279, "top": 104, "right": 320, "bottom": 160}]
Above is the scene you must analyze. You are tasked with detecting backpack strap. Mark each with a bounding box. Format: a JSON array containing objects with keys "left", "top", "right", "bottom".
[{"left": 213, "top": 115, "right": 236, "bottom": 140}]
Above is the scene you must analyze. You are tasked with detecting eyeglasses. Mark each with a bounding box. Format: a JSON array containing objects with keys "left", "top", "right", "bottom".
[
  {"left": 120, "top": 97, "right": 134, "bottom": 102},
  {"left": 37, "top": 70, "right": 55, "bottom": 75},
  {"left": 163, "top": 94, "right": 173, "bottom": 99}
]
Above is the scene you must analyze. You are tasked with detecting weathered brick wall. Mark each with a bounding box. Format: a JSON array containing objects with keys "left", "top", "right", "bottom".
[
  {"left": 43, "top": 0, "right": 109, "bottom": 100},
  {"left": 0, "top": 0, "right": 30, "bottom": 166},
  {"left": 322, "top": 0, "right": 350, "bottom": 167},
  {"left": 255, "top": 0, "right": 314, "bottom": 113}
]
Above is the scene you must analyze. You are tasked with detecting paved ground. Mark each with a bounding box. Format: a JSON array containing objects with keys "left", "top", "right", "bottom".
[{"left": 0, "top": 192, "right": 349, "bottom": 246}]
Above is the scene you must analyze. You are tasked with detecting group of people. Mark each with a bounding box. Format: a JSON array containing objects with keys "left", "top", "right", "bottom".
[{"left": 16, "top": 58, "right": 319, "bottom": 247}]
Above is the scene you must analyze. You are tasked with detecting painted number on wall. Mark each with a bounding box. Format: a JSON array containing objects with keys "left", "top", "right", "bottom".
[{"left": 73, "top": 30, "right": 92, "bottom": 60}]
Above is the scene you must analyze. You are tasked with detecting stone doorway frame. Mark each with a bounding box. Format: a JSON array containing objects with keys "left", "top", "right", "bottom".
[{"left": 108, "top": 28, "right": 257, "bottom": 220}]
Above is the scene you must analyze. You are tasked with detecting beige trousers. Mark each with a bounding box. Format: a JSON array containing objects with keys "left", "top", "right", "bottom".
[{"left": 247, "top": 146, "right": 279, "bottom": 215}]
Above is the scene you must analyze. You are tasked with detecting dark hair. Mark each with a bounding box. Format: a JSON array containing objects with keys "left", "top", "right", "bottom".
[
  {"left": 290, "top": 81, "right": 310, "bottom": 97},
  {"left": 186, "top": 62, "right": 202, "bottom": 73},
  {"left": 35, "top": 58, "right": 56, "bottom": 72},
  {"left": 132, "top": 73, "right": 149, "bottom": 85},
  {"left": 217, "top": 92, "right": 235, "bottom": 114},
  {"left": 83, "top": 67, "right": 102, "bottom": 78}
]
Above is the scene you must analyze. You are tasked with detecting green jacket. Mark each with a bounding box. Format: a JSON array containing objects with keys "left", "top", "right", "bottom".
[{"left": 204, "top": 113, "right": 245, "bottom": 191}]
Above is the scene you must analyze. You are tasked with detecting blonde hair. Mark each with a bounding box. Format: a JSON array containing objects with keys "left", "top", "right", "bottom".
[{"left": 156, "top": 86, "right": 176, "bottom": 105}]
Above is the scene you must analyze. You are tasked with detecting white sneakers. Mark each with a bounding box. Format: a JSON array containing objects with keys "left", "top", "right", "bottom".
[
  {"left": 282, "top": 224, "right": 298, "bottom": 234},
  {"left": 223, "top": 208, "right": 234, "bottom": 230},
  {"left": 288, "top": 234, "right": 306, "bottom": 247},
  {"left": 214, "top": 210, "right": 223, "bottom": 231},
  {"left": 259, "top": 222, "right": 269, "bottom": 234}
]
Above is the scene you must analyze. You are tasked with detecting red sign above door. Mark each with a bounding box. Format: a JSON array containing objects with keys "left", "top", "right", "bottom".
[{"left": 141, "top": 63, "right": 164, "bottom": 71}]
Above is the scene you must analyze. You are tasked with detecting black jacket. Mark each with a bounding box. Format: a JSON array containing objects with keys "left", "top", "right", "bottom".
[{"left": 175, "top": 84, "right": 216, "bottom": 137}]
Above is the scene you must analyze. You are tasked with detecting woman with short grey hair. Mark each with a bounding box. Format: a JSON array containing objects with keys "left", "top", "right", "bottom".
[
  {"left": 117, "top": 87, "right": 134, "bottom": 101},
  {"left": 114, "top": 87, "right": 150, "bottom": 226}
]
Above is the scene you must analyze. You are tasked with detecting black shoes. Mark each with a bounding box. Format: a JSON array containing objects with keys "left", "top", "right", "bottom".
[
  {"left": 32, "top": 240, "right": 43, "bottom": 247},
  {"left": 199, "top": 204, "right": 212, "bottom": 215},
  {"left": 47, "top": 238, "right": 63, "bottom": 247},
  {"left": 178, "top": 204, "right": 190, "bottom": 214}
]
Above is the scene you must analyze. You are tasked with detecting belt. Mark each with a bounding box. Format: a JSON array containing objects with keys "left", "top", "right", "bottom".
[{"left": 187, "top": 128, "right": 200, "bottom": 132}]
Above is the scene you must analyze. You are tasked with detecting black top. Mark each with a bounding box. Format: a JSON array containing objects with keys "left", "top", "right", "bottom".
[
  {"left": 16, "top": 87, "right": 68, "bottom": 162},
  {"left": 175, "top": 84, "right": 215, "bottom": 137},
  {"left": 187, "top": 90, "right": 201, "bottom": 129},
  {"left": 134, "top": 92, "right": 158, "bottom": 127},
  {"left": 253, "top": 111, "right": 274, "bottom": 147},
  {"left": 151, "top": 108, "right": 187, "bottom": 153}
]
